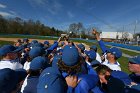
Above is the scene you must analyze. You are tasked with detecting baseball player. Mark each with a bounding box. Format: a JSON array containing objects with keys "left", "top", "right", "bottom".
[
  {"left": 0, "top": 68, "right": 27, "bottom": 93},
  {"left": 57, "top": 45, "right": 99, "bottom": 93},
  {"left": 21, "top": 56, "right": 49, "bottom": 93},
  {"left": 92, "top": 29, "right": 122, "bottom": 71},
  {"left": 89, "top": 45, "right": 102, "bottom": 63},
  {"left": 0, "top": 45, "right": 23, "bottom": 70}
]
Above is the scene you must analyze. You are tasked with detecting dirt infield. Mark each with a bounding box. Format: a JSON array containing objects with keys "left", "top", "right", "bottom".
[
  {"left": 0, "top": 37, "right": 90, "bottom": 49},
  {"left": 0, "top": 38, "right": 54, "bottom": 44}
]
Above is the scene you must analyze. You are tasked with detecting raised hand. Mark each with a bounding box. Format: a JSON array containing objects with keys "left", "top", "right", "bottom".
[
  {"left": 92, "top": 29, "right": 97, "bottom": 35},
  {"left": 65, "top": 75, "right": 81, "bottom": 88}
]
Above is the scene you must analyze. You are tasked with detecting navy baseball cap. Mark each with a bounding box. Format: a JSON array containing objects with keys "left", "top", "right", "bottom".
[
  {"left": 31, "top": 40, "right": 38, "bottom": 44},
  {"left": 0, "top": 45, "right": 24, "bottom": 56},
  {"left": 15, "top": 45, "right": 26, "bottom": 52},
  {"left": 30, "top": 40, "right": 38, "bottom": 47},
  {"left": 62, "top": 45, "right": 79, "bottom": 66},
  {"left": 37, "top": 67, "right": 66, "bottom": 93},
  {"left": 57, "top": 49, "right": 63, "bottom": 53},
  {"left": 109, "top": 47, "right": 122, "bottom": 59},
  {"left": 0, "top": 68, "right": 27, "bottom": 93},
  {"left": 30, "top": 56, "right": 49, "bottom": 70},
  {"left": 33, "top": 42, "right": 44, "bottom": 48},
  {"left": 23, "top": 38, "right": 29, "bottom": 42},
  {"left": 44, "top": 40, "right": 49, "bottom": 45},
  {"left": 77, "top": 43, "right": 85, "bottom": 51},
  {"left": 29, "top": 47, "right": 46, "bottom": 58},
  {"left": 90, "top": 45, "right": 97, "bottom": 51},
  {"left": 128, "top": 55, "right": 140, "bottom": 64},
  {"left": 85, "top": 50, "right": 96, "bottom": 60}
]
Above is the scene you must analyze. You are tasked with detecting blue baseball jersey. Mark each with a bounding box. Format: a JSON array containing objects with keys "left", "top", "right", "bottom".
[
  {"left": 21, "top": 76, "right": 39, "bottom": 93},
  {"left": 74, "top": 74, "right": 99, "bottom": 93}
]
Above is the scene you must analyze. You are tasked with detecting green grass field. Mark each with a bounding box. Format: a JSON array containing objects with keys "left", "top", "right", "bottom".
[
  {"left": 0, "top": 35, "right": 58, "bottom": 40},
  {"left": 0, "top": 40, "right": 14, "bottom": 47},
  {"left": 120, "top": 49, "right": 140, "bottom": 56},
  {"left": 0, "top": 35, "right": 140, "bottom": 74}
]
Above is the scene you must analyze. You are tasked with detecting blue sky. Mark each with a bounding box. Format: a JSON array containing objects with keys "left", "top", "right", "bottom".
[{"left": 0, "top": 0, "right": 140, "bottom": 33}]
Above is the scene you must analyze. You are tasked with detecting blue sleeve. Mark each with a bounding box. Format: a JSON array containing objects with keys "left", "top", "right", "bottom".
[
  {"left": 47, "top": 42, "right": 58, "bottom": 54},
  {"left": 75, "top": 74, "right": 99, "bottom": 93},
  {"left": 98, "top": 40, "right": 108, "bottom": 53},
  {"left": 75, "top": 80, "right": 89, "bottom": 93},
  {"left": 111, "top": 71, "right": 132, "bottom": 85},
  {"left": 86, "top": 63, "right": 97, "bottom": 75},
  {"left": 67, "top": 86, "right": 74, "bottom": 93},
  {"left": 80, "top": 63, "right": 88, "bottom": 74}
]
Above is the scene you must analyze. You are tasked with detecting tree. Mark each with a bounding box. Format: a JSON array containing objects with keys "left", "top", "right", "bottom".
[
  {"left": 0, "top": 15, "right": 64, "bottom": 36},
  {"left": 77, "top": 22, "right": 86, "bottom": 38},
  {"left": 68, "top": 22, "right": 86, "bottom": 38},
  {"left": 122, "top": 32, "right": 129, "bottom": 43},
  {"left": 81, "top": 30, "right": 87, "bottom": 39},
  {"left": 50, "top": 27, "right": 56, "bottom": 36},
  {"left": 0, "top": 15, "right": 8, "bottom": 33},
  {"left": 68, "top": 23, "right": 78, "bottom": 35}
]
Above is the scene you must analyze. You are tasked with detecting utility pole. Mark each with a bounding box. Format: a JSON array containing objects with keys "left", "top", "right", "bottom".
[
  {"left": 133, "top": 20, "right": 138, "bottom": 40},
  {"left": 122, "top": 25, "right": 125, "bottom": 37},
  {"left": 80, "top": 30, "right": 81, "bottom": 39},
  {"left": 121, "top": 25, "right": 125, "bottom": 43}
]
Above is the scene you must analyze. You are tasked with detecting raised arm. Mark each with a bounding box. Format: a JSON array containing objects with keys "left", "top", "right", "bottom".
[{"left": 92, "top": 29, "right": 108, "bottom": 53}]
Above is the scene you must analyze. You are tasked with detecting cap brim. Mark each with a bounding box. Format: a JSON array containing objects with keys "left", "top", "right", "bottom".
[
  {"left": 13, "top": 48, "right": 22, "bottom": 53},
  {"left": 13, "top": 45, "right": 25, "bottom": 53},
  {"left": 128, "top": 58, "right": 138, "bottom": 64},
  {"left": 90, "top": 46, "right": 97, "bottom": 50}
]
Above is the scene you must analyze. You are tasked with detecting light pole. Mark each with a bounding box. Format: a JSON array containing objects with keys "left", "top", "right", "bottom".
[
  {"left": 133, "top": 20, "right": 138, "bottom": 41},
  {"left": 80, "top": 30, "right": 81, "bottom": 39}
]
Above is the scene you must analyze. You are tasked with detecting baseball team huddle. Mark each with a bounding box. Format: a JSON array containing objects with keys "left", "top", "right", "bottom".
[{"left": 0, "top": 29, "right": 140, "bottom": 93}]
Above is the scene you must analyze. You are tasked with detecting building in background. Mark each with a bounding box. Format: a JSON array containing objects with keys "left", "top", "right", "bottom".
[{"left": 100, "top": 32, "right": 133, "bottom": 40}]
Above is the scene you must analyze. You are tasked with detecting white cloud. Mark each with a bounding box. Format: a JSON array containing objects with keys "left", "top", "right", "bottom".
[
  {"left": 9, "top": 10, "right": 18, "bottom": 15},
  {"left": 28, "top": 0, "right": 47, "bottom": 7},
  {"left": 0, "top": 3, "right": 19, "bottom": 17},
  {"left": 67, "top": 11, "right": 74, "bottom": 18},
  {"left": 0, "top": 11, "right": 13, "bottom": 17},
  {"left": 54, "top": 23, "right": 69, "bottom": 30},
  {"left": 45, "top": 0, "right": 63, "bottom": 15},
  {"left": 28, "top": 0, "right": 62, "bottom": 15},
  {"left": 0, "top": 3, "right": 7, "bottom": 8},
  {"left": 0, "top": 11, "right": 16, "bottom": 17},
  {"left": 47, "top": 8, "right": 56, "bottom": 15},
  {"left": 33, "top": 0, "right": 46, "bottom": 5}
]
